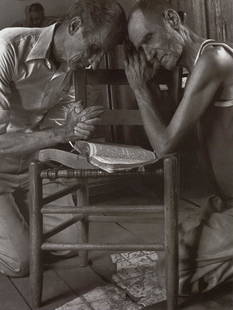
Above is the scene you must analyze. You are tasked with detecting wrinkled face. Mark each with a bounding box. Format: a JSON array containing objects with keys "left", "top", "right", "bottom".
[
  {"left": 128, "top": 9, "right": 183, "bottom": 70},
  {"left": 65, "top": 22, "right": 117, "bottom": 70},
  {"left": 29, "top": 10, "right": 44, "bottom": 27}
]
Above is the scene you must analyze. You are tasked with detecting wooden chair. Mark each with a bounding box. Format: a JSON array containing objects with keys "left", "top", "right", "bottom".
[{"left": 29, "top": 66, "right": 181, "bottom": 309}]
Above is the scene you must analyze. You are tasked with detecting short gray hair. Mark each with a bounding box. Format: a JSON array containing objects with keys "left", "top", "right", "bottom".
[
  {"left": 129, "top": 0, "right": 171, "bottom": 22},
  {"left": 64, "top": 0, "right": 127, "bottom": 43}
]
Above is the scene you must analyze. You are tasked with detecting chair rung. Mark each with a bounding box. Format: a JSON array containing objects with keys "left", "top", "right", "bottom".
[
  {"left": 44, "top": 215, "right": 84, "bottom": 240},
  {"left": 42, "top": 184, "right": 81, "bottom": 205},
  {"left": 41, "top": 205, "right": 164, "bottom": 214},
  {"left": 88, "top": 215, "right": 163, "bottom": 222},
  {"left": 40, "top": 168, "right": 163, "bottom": 179},
  {"left": 41, "top": 242, "right": 164, "bottom": 251}
]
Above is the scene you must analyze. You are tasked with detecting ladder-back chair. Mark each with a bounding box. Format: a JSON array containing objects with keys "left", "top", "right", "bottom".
[{"left": 29, "top": 65, "right": 181, "bottom": 309}]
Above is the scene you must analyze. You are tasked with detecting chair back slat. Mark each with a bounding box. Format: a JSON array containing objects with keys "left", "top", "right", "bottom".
[
  {"left": 75, "top": 68, "right": 174, "bottom": 87},
  {"left": 101, "top": 109, "right": 142, "bottom": 125},
  {"left": 86, "top": 69, "right": 128, "bottom": 85},
  {"left": 74, "top": 60, "right": 183, "bottom": 143}
]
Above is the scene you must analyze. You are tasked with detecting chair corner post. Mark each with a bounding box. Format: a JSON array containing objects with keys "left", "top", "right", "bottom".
[
  {"left": 163, "top": 155, "right": 179, "bottom": 310},
  {"left": 29, "top": 160, "right": 43, "bottom": 307}
]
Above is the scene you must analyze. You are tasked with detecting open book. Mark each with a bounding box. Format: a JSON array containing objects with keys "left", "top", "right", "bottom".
[{"left": 72, "top": 141, "right": 158, "bottom": 173}]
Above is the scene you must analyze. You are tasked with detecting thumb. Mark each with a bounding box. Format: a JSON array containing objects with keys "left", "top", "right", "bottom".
[{"left": 74, "top": 106, "right": 82, "bottom": 114}]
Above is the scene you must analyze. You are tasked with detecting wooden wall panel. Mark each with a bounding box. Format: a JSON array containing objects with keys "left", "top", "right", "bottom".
[
  {"left": 171, "top": 0, "right": 233, "bottom": 42},
  {"left": 206, "top": 0, "right": 233, "bottom": 41},
  {"left": 206, "top": 0, "right": 225, "bottom": 40},
  {"left": 170, "top": 0, "right": 207, "bottom": 37},
  {"left": 222, "top": 0, "right": 233, "bottom": 42}
]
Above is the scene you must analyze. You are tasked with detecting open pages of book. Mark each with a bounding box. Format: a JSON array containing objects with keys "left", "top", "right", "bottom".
[{"left": 72, "top": 141, "right": 158, "bottom": 173}]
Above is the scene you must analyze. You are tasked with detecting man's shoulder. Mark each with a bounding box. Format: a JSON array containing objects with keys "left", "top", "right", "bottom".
[
  {"left": 201, "top": 43, "right": 233, "bottom": 68},
  {"left": 0, "top": 27, "right": 42, "bottom": 65},
  {"left": 195, "top": 44, "right": 233, "bottom": 79},
  {"left": 0, "top": 27, "right": 41, "bottom": 54},
  {"left": 0, "top": 27, "right": 40, "bottom": 42}
]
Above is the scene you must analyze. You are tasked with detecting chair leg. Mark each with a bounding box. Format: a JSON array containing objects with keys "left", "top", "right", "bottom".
[
  {"left": 76, "top": 181, "right": 89, "bottom": 267},
  {"left": 29, "top": 161, "right": 43, "bottom": 307},
  {"left": 164, "top": 156, "right": 179, "bottom": 310}
]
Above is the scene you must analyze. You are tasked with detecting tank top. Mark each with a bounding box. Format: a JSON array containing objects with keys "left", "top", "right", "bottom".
[
  {"left": 195, "top": 40, "right": 233, "bottom": 199},
  {"left": 194, "top": 40, "right": 233, "bottom": 107}
]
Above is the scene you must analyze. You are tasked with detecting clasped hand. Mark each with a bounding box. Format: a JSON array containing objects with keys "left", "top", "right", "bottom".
[{"left": 64, "top": 101, "right": 104, "bottom": 141}]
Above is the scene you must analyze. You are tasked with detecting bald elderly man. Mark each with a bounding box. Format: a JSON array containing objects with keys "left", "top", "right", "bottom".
[{"left": 125, "top": 0, "right": 233, "bottom": 301}]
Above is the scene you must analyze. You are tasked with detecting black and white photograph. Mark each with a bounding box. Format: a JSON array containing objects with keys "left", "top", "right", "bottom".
[{"left": 0, "top": 0, "right": 233, "bottom": 309}]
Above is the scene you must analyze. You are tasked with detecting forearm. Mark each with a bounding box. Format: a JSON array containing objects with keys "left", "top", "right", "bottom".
[
  {"left": 134, "top": 86, "right": 174, "bottom": 156},
  {"left": 0, "top": 127, "right": 67, "bottom": 156}
]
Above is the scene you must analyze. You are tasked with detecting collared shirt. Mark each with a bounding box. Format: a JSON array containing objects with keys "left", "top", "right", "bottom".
[{"left": 0, "top": 23, "right": 75, "bottom": 134}]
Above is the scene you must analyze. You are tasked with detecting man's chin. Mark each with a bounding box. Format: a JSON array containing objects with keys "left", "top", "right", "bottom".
[
  {"left": 162, "top": 60, "right": 178, "bottom": 71},
  {"left": 160, "top": 55, "right": 180, "bottom": 71},
  {"left": 68, "top": 64, "right": 84, "bottom": 71}
]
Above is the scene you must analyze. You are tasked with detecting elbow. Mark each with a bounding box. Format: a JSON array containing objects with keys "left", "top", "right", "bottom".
[
  {"left": 156, "top": 145, "right": 173, "bottom": 158},
  {"left": 154, "top": 137, "right": 178, "bottom": 159}
]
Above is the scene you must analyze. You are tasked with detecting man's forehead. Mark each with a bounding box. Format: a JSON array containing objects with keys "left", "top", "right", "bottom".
[{"left": 128, "top": 10, "right": 148, "bottom": 48}]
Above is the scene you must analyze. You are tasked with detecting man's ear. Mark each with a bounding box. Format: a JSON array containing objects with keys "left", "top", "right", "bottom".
[
  {"left": 68, "top": 16, "right": 82, "bottom": 35},
  {"left": 163, "top": 9, "right": 181, "bottom": 30}
]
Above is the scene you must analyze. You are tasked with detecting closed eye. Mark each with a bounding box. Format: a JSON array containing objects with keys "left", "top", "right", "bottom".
[
  {"left": 142, "top": 33, "right": 153, "bottom": 45},
  {"left": 90, "top": 44, "right": 101, "bottom": 54},
  {"left": 137, "top": 33, "right": 153, "bottom": 50}
]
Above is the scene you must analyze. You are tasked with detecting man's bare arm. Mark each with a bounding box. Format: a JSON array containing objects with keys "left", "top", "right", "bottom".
[
  {"left": 0, "top": 105, "right": 104, "bottom": 156},
  {"left": 0, "top": 127, "right": 69, "bottom": 156},
  {"left": 125, "top": 49, "right": 226, "bottom": 156}
]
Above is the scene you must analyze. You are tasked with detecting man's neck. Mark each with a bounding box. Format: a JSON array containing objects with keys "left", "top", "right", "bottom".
[{"left": 179, "top": 31, "right": 205, "bottom": 72}]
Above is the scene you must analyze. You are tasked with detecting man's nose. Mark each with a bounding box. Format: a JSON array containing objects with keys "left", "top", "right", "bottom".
[{"left": 142, "top": 45, "right": 154, "bottom": 62}]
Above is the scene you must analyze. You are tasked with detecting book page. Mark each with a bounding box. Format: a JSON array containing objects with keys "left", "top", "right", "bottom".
[
  {"left": 85, "top": 142, "right": 156, "bottom": 162},
  {"left": 89, "top": 156, "right": 155, "bottom": 173},
  {"left": 93, "top": 155, "right": 155, "bottom": 165}
]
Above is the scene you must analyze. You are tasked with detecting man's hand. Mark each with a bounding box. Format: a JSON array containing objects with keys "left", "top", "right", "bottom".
[
  {"left": 124, "top": 47, "right": 160, "bottom": 92},
  {"left": 64, "top": 103, "right": 104, "bottom": 141}
]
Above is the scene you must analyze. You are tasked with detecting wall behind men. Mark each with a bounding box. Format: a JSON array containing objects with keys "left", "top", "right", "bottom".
[
  {"left": 0, "top": 0, "right": 137, "bottom": 30},
  {"left": 0, "top": 0, "right": 72, "bottom": 29}
]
